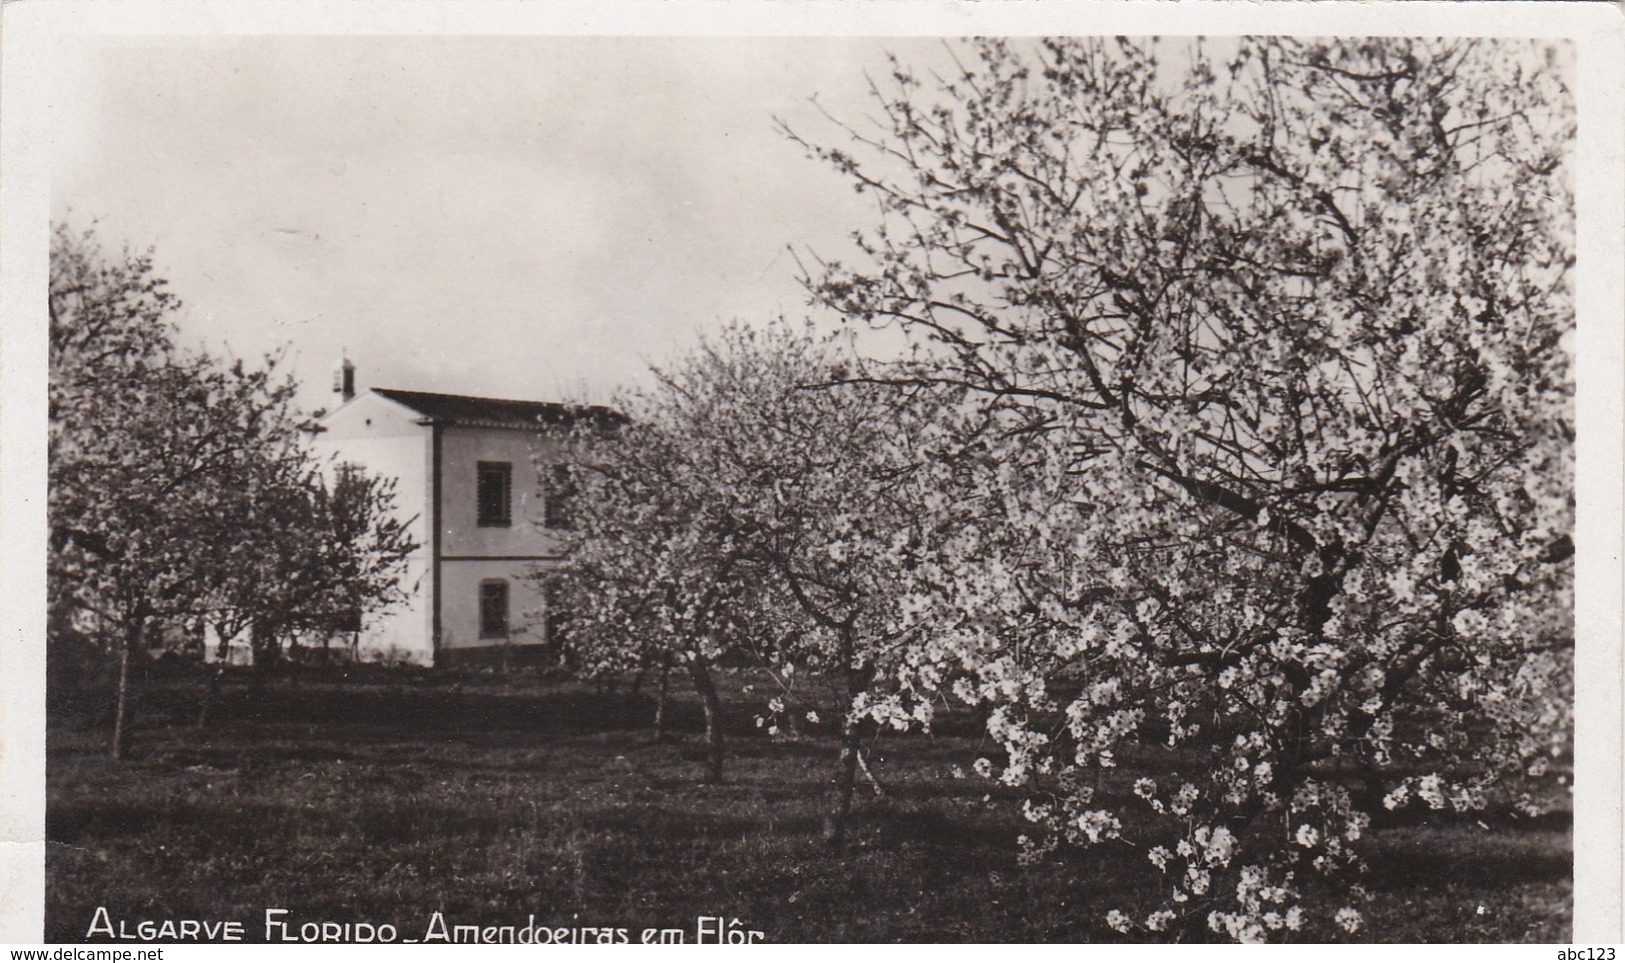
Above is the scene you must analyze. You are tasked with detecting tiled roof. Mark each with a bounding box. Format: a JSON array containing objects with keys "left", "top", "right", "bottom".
[{"left": 372, "top": 388, "right": 623, "bottom": 431}]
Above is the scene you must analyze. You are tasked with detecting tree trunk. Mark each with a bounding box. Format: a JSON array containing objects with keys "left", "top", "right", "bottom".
[
  {"left": 823, "top": 654, "right": 874, "bottom": 848},
  {"left": 111, "top": 621, "right": 142, "bottom": 760},
  {"left": 823, "top": 713, "right": 863, "bottom": 848},
  {"left": 653, "top": 657, "right": 672, "bottom": 742},
  {"left": 249, "top": 623, "right": 269, "bottom": 695},
  {"left": 197, "top": 665, "right": 222, "bottom": 729},
  {"left": 856, "top": 746, "right": 885, "bottom": 798},
  {"left": 688, "top": 660, "right": 724, "bottom": 782}
]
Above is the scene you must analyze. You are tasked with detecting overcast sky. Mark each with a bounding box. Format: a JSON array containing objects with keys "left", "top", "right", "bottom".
[{"left": 52, "top": 35, "right": 954, "bottom": 412}]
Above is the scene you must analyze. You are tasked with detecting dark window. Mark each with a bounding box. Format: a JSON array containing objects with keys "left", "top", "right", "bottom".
[
  {"left": 543, "top": 462, "right": 574, "bottom": 529},
  {"left": 480, "top": 580, "right": 509, "bottom": 639},
  {"left": 477, "top": 462, "right": 511, "bottom": 527}
]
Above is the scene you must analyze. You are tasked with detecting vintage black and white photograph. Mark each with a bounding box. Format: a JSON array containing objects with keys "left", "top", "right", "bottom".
[{"left": 4, "top": 0, "right": 1622, "bottom": 946}]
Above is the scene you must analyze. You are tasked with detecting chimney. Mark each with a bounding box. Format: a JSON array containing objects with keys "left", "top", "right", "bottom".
[{"left": 333, "top": 355, "right": 356, "bottom": 403}]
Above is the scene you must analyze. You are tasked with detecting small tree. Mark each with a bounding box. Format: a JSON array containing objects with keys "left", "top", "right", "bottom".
[
  {"left": 788, "top": 37, "right": 1574, "bottom": 937},
  {"left": 310, "top": 463, "right": 420, "bottom": 654},
  {"left": 203, "top": 460, "right": 418, "bottom": 678},
  {"left": 200, "top": 437, "right": 321, "bottom": 672},
  {"left": 655, "top": 325, "right": 967, "bottom": 845},
  {"left": 547, "top": 402, "right": 763, "bottom": 782}
]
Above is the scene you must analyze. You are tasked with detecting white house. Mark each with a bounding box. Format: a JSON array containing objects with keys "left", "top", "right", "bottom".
[{"left": 303, "top": 360, "right": 619, "bottom": 667}]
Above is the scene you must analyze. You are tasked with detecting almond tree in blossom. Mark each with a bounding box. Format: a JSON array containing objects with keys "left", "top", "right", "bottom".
[
  {"left": 203, "top": 460, "right": 417, "bottom": 676},
  {"left": 549, "top": 321, "right": 969, "bottom": 841},
  {"left": 50, "top": 223, "right": 416, "bottom": 756},
  {"left": 787, "top": 37, "right": 1574, "bottom": 939},
  {"left": 545, "top": 369, "right": 767, "bottom": 783}
]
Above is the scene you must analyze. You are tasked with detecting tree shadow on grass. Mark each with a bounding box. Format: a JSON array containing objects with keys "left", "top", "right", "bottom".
[{"left": 1362, "top": 823, "right": 1571, "bottom": 892}]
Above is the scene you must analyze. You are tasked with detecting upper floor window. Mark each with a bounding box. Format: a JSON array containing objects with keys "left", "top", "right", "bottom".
[
  {"left": 477, "top": 461, "right": 512, "bottom": 527},
  {"left": 543, "top": 462, "right": 574, "bottom": 529}
]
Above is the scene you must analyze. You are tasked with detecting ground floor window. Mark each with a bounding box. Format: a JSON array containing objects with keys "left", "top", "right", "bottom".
[{"left": 479, "top": 580, "right": 509, "bottom": 639}]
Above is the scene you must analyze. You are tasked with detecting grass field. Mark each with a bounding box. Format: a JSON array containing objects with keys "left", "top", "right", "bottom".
[{"left": 45, "top": 666, "right": 1571, "bottom": 943}]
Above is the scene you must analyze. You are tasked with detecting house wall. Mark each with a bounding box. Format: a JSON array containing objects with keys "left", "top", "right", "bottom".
[
  {"left": 437, "top": 558, "right": 563, "bottom": 651},
  {"left": 298, "top": 396, "right": 578, "bottom": 665},
  {"left": 309, "top": 393, "right": 435, "bottom": 666},
  {"left": 435, "top": 425, "right": 569, "bottom": 652},
  {"left": 438, "top": 426, "right": 569, "bottom": 558}
]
